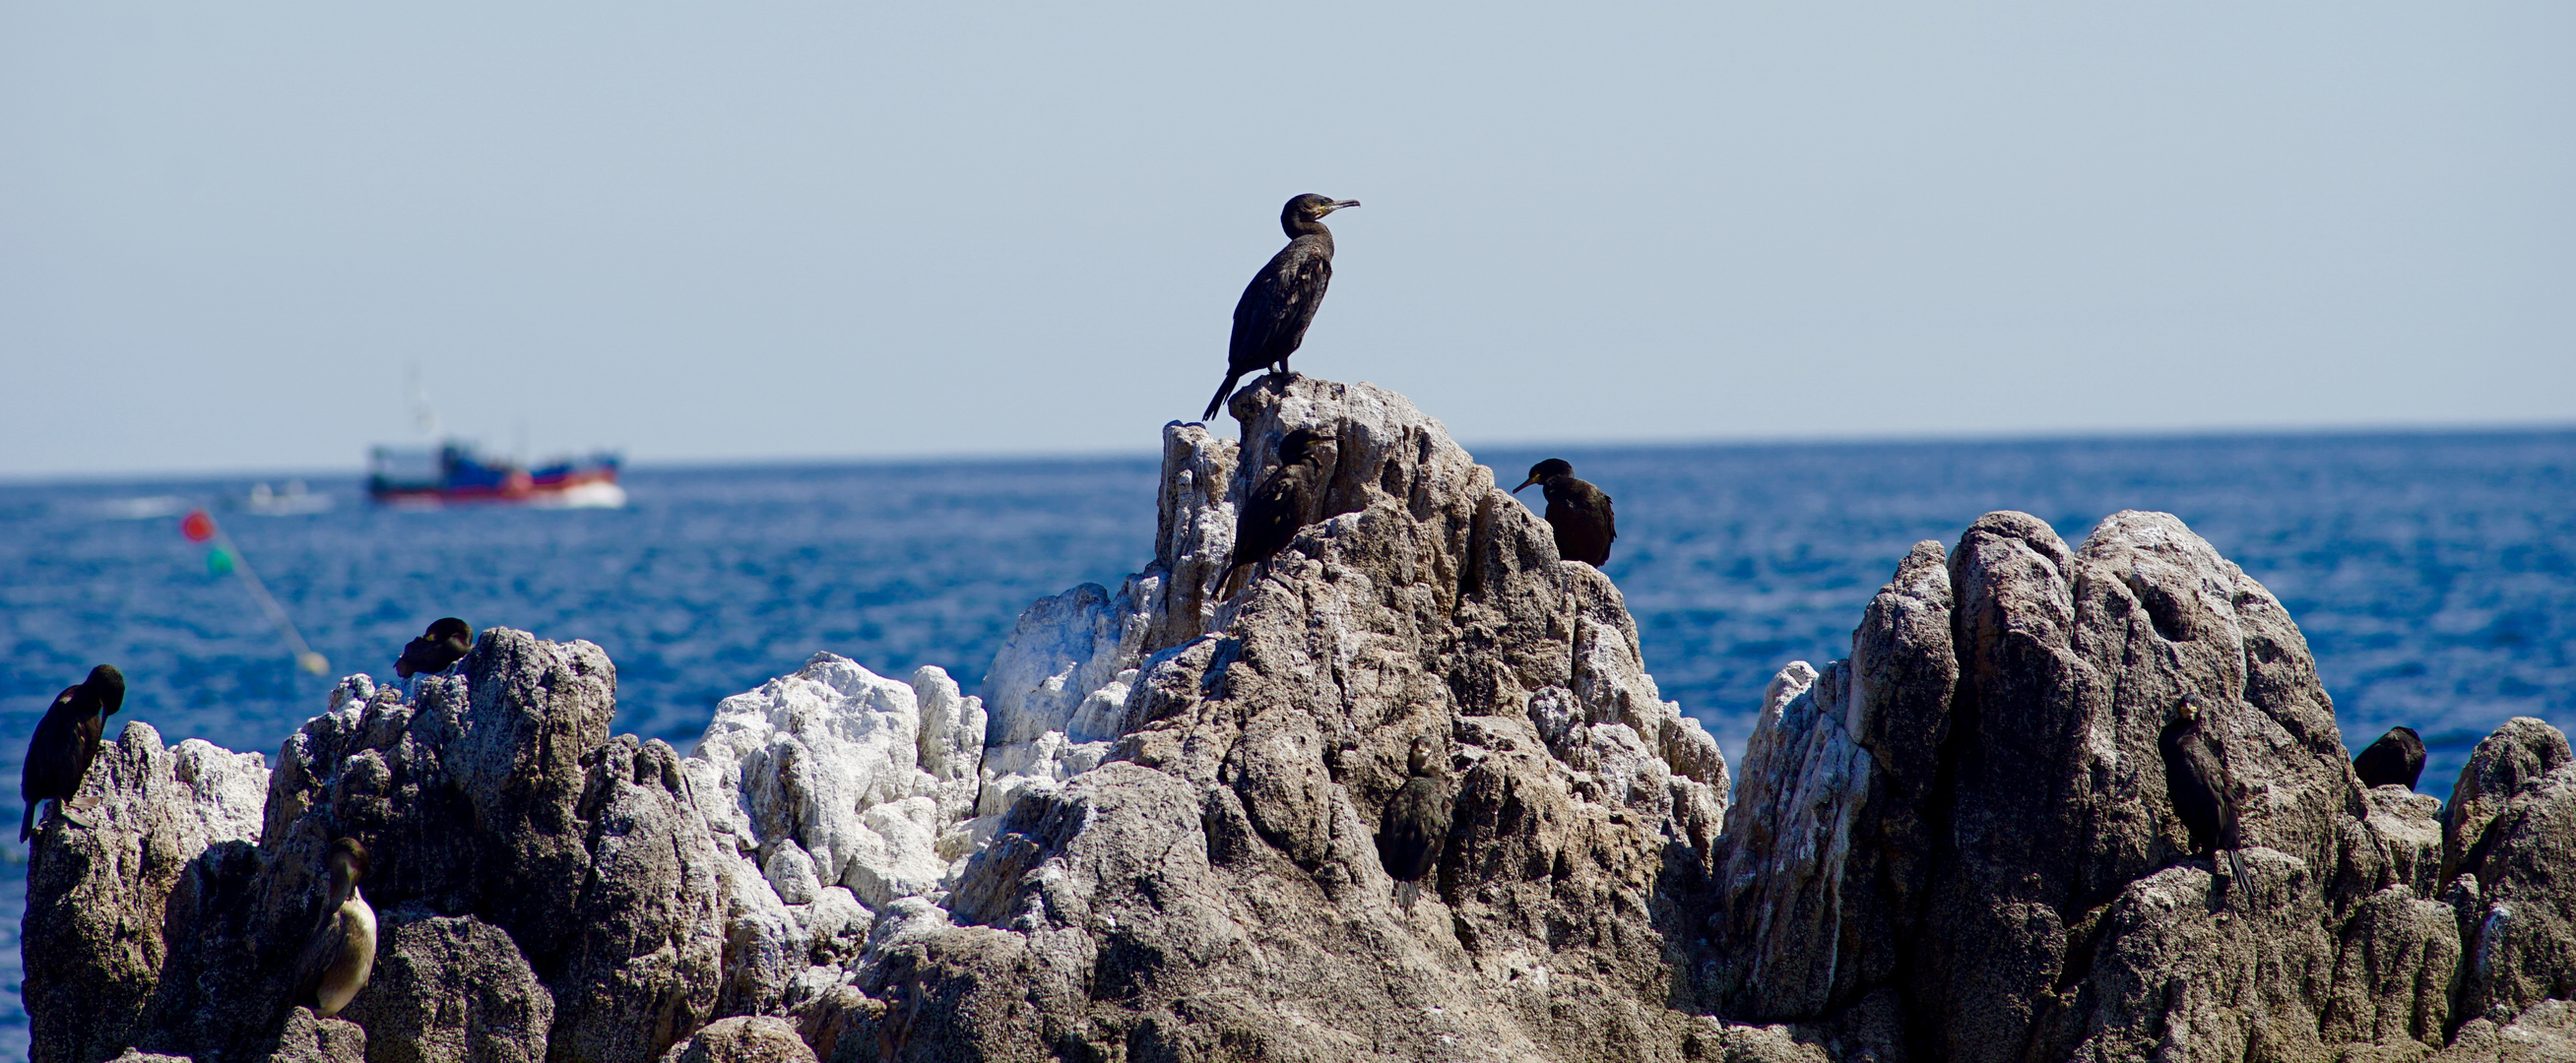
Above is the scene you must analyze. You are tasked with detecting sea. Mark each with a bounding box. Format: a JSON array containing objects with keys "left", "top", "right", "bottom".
[{"left": 3, "top": 427, "right": 2571, "bottom": 1051}]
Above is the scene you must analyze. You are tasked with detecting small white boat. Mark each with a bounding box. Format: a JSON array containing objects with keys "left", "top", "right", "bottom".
[{"left": 246, "top": 480, "right": 334, "bottom": 516}]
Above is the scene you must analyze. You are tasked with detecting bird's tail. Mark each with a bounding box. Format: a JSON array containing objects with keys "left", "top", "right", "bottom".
[
  {"left": 20, "top": 802, "right": 32, "bottom": 844},
  {"left": 2224, "top": 847, "right": 2251, "bottom": 897},
  {"left": 1397, "top": 880, "right": 1418, "bottom": 915},
  {"left": 1202, "top": 372, "right": 1244, "bottom": 422}
]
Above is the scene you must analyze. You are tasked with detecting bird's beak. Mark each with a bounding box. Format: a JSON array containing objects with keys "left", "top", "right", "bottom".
[
  {"left": 1512, "top": 474, "right": 1539, "bottom": 493},
  {"left": 1326, "top": 200, "right": 1360, "bottom": 213}
]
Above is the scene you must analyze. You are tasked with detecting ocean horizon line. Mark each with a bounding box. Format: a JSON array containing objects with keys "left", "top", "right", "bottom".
[{"left": 5, "top": 417, "right": 2572, "bottom": 488}]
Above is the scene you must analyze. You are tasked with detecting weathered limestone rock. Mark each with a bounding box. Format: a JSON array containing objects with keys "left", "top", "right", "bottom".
[
  {"left": 1931, "top": 509, "right": 2368, "bottom": 1062},
  {"left": 2444, "top": 718, "right": 2572, "bottom": 882},
  {"left": 2448, "top": 731, "right": 2576, "bottom": 1029},
  {"left": 683, "top": 654, "right": 975, "bottom": 1022},
  {"left": 1710, "top": 507, "right": 2576, "bottom": 1063},
  {"left": 29, "top": 375, "right": 2576, "bottom": 1063},
  {"left": 1712, "top": 538, "right": 1956, "bottom": 1021},
  {"left": 25, "top": 630, "right": 726, "bottom": 1063},
  {"left": 262, "top": 1010, "right": 365, "bottom": 1063},
  {"left": 25, "top": 723, "right": 268, "bottom": 1063},
  {"left": 338, "top": 907, "right": 552, "bottom": 1063},
  {"left": 654, "top": 1018, "right": 815, "bottom": 1063},
  {"left": 687, "top": 655, "right": 985, "bottom": 910},
  {"left": 974, "top": 586, "right": 1133, "bottom": 822},
  {"left": 851, "top": 375, "right": 1734, "bottom": 1061},
  {"left": 547, "top": 735, "right": 728, "bottom": 1063},
  {"left": 2432, "top": 999, "right": 2576, "bottom": 1062}
]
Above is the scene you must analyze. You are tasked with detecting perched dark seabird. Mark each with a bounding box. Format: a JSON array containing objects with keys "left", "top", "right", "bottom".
[
  {"left": 1376, "top": 736, "right": 1451, "bottom": 915},
  {"left": 20, "top": 664, "right": 125, "bottom": 842},
  {"left": 1512, "top": 460, "right": 1617, "bottom": 567},
  {"left": 2159, "top": 701, "right": 2248, "bottom": 889},
  {"left": 2353, "top": 726, "right": 2426, "bottom": 790},
  {"left": 395, "top": 617, "right": 474, "bottom": 679},
  {"left": 295, "top": 838, "right": 378, "bottom": 1019},
  {"left": 1201, "top": 194, "right": 1360, "bottom": 421},
  {"left": 1220, "top": 429, "right": 1335, "bottom": 596}
]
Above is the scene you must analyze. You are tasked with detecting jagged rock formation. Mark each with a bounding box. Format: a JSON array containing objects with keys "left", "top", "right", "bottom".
[
  {"left": 820, "top": 375, "right": 1739, "bottom": 1062},
  {"left": 656, "top": 1018, "right": 816, "bottom": 1063},
  {"left": 24, "top": 375, "right": 2576, "bottom": 1063},
  {"left": 32, "top": 636, "right": 722, "bottom": 1063},
  {"left": 1713, "top": 509, "right": 2576, "bottom": 1062},
  {"left": 24, "top": 724, "right": 269, "bottom": 1063}
]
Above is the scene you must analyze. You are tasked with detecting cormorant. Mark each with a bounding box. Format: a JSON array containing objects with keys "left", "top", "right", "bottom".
[
  {"left": 1201, "top": 194, "right": 1360, "bottom": 421},
  {"left": 1375, "top": 735, "right": 1450, "bottom": 915},
  {"left": 1512, "top": 459, "right": 1616, "bottom": 567},
  {"left": 295, "top": 838, "right": 378, "bottom": 1019},
  {"left": 2353, "top": 726, "right": 2426, "bottom": 790},
  {"left": 21, "top": 664, "right": 125, "bottom": 842},
  {"left": 1220, "top": 429, "right": 1335, "bottom": 596},
  {"left": 2159, "top": 701, "right": 2248, "bottom": 887},
  {"left": 396, "top": 617, "right": 474, "bottom": 679}
]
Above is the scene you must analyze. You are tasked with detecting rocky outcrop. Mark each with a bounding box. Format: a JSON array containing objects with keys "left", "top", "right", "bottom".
[
  {"left": 2445, "top": 722, "right": 2576, "bottom": 1032},
  {"left": 26, "top": 374, "right": 2576, "bottom": 1063},
  {"left": 655, "top": 1018, "right": 815, "bottom": 1063},
  {"left": 30, "top": 634, "right": 722, "bottom": 1063},
  {"left": 1713, "top": 507, "right": 2576, "bottom": 1061},
  {"left": 25, "top": 724, "right": 268, "bottom": 1063},
  {"left": 862, "top": 376, "right": 1737, "bottom": 1062},
  {"left": 340, "top": 908, "right": 551, "bottom": 1063}
]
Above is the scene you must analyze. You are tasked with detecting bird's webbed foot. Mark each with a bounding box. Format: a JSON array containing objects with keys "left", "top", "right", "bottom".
[{"left": 53, "top": 803, "right": 97, "bottom": 830}]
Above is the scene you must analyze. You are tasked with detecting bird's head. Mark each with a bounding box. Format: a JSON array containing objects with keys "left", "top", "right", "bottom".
[
  {"left": 85, "top": 664, "right": 125, "bottom": 717},
  {"left": 1513, "top": 459, "right": 1575, "bottom": 494},
  {"left": 426, "top": 617, "right": 474, "bottom": 646},
  {"left": 1407, "top": 735, "right": 1438, "bottom": 777},
  {"left": 328, "top": 837, "right": 371, "bottom": 885},
  {"left": 2176, "top": 700, "right": 2202, "bottom": 724},
  {"left": 1282, "top": 194, "right": 1360, "bottom": 229},
  {"left": 1278, "top": 428, "right": 1333, "bottom": 466}
]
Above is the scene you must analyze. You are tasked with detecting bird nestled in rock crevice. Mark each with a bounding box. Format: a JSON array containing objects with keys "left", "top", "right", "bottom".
[
  {"left": 1203, "top": 194, "right": 1360, "bottom": 422},
  {"left": 2352, "top": 726, "right": 2426, "bottom": 790},
  {"left": 21, "top": 664, "right": 125, "bottom": 843},
  {"left": 396, "top": 617, "right": 475, "bottom": 683},
  {"left": 1220, "top": 429, "right": 1336, "bottom": 597},
  {"left": 295, "top": 837, "right": 378, "bottom": 1019},
  {"left": 1376, "top": 734, "right": 1452, "bottom": 916},
  {"left": 1513, "top": 459, "right": 1616, "bottom": 567},
  {"left": 2159, "top": 700, "right": 2249, "bottom": 893}
]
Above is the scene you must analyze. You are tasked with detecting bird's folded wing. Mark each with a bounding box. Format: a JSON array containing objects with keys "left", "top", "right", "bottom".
[
  {"left": 1235, "top": 249, "right": 1330, "bottom": 363},
  {"left": 293, "top": 913, "right": 346, "bottom": 1005}
]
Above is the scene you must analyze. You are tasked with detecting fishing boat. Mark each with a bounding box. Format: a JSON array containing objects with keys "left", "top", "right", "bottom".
[{"left": 367, "top": 442, "right": 625, "bottom": 507}]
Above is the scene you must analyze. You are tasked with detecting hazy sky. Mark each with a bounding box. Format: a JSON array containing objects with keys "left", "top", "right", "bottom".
[{"left": 3, "top": 3, "right": 2569, "bottom": 477}]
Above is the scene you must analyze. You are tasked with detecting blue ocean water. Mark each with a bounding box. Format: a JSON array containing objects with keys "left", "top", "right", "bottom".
[{"left": 3, "top": 428, "right": 2571, "bottom": 1052}]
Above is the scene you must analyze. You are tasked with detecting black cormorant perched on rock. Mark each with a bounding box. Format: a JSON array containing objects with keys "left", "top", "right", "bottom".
[
  {"left": 2353, "top": 726, "right": 2426, "bottom": 790},
  {"left": 396, "top": 617, "right": 474, "bottom": 679},
  {"left": 2159, "top": 701, "right": 2247, "bottom": 888},
  {"left": 1201, "top": 194, "right": 1360, "bottom": 421},
  {"left": 295, "top": 838, "right": 378, "bottom": 1019},
  {"left": 1376, "top": 735, "right": 1450, "bottom": 915},
  {"left": 1220, "top": 429, "right": 1335, "bottom": 596},
  {"left": 1512, "top": 459, "right": 1616, "bottom": 567},
  {"left": 20, "top": 664, "right": 124, "bottom": 842}
]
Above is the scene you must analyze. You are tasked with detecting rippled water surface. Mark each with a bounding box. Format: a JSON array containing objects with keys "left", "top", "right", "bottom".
[{"left": 3, "top": 428, "right": 2570, "bottom": 1051}]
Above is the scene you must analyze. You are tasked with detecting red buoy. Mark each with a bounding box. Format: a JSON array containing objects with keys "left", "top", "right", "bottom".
[{"left": 181, "top": 509, "right": 217, "bottom": 543}]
